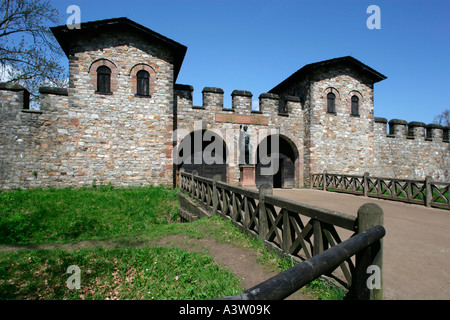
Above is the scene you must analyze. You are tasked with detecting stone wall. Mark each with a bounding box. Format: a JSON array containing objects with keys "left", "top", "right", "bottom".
[
  {"left": 1, "top": 31, "right": 176, "bottom": 190},
  {"left": 1, "top": 44, "right": 449, "bottom": 190},
  {"left": 308, "top": 65, "right": 376, "bottom": 177},
  {"left": 271, "top": 64, "right": 376, "bottom": 184},
  {"left": 0, "top": 85, "right": 69, "bottom": 189},
  {"left": 65, "top": 31, "right": 175, "bottom": 188},
  {"left": 1, "top": 79, "right": 449, "bottom": 190},
  {"left": 174, "top": 85, "right": 304, "bottom": 187},
  {"left": 373, "top": 118, "right": 449, "bottom": 181},
  {"left": 267, "top": 62, "right": 449, "bottom": 183}
]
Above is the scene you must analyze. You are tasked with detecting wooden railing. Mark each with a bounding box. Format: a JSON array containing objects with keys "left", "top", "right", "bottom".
[
  {"left": 311, "top": 171, "right": 450, "bottom": 209},
  {"left": 179, "top": 171, "right": 385, "bottom": 299},
  {"left": 216, "top": 225, "right": 386, "bottom": 300}
]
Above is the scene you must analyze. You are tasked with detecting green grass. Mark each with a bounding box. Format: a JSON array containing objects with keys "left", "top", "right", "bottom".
[
  {"left": 0, "top": 247, "right": 242, "bottom": 300},
  {"left": 0, "top": 185, "right": 179, "bottom": 245},
  {"left": 0, "top": 185, "right": 246, "bottom": 299},
  {"left": 0, "top": 185, "right": 345, "bottom": 300},
  {"left": 300, "top": 277, "right": 347, "bottom": 300}
]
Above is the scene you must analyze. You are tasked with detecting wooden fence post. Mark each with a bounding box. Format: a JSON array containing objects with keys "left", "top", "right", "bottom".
[
  {"left": 425, "top": 176, "right": 432, "bottom": 207},
  {"left": 258, "top": 184, "right": 273, "bottom": 241},
  {"left": 313, "top": 220, "right": 323, "bottom": 256},
  {"left": 232, "top": 190, "right": 237, "bottom": 221},
  {"left": 212, "top": 174, "right": 221, "bottom": 215},
  {"left": 191, "top": 171, "right": 198, "bottom": 199},
  {"left": 350, "top": 203, "right": 384, "bottom": 300},
  {"left": 180, "top": 169, "right": 184, "bottom": 189},
  {"left": 407, "top": 180, "right": 412, "bottom": 201},
  {"left": 363, "top": 172, "right": 369, "bottom": 197},
  {"left": 377, "top": 178, "right": 382, "bottom": 197},
  {"left": 323, "top": 170, "right": 327, "bottom": 191}
]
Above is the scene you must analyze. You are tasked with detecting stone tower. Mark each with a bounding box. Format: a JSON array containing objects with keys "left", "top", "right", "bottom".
[
  {"left": 269, "top": 56, "right": 387, "bottom": 181},
  {"left": 50, "top": 18, "right": 187, "bottom": 186}
]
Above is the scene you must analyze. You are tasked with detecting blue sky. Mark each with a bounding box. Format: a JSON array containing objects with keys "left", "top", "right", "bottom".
[{"left": 49, "top": 0, "right": 449, "bottom": 124}]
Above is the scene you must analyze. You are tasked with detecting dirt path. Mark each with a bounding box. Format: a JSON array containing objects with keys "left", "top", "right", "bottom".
[
  {"left": 273, "top": 188, "right": 450, "bottom": 300},
  {"left": 155, "top": 234, "right": 309, "bottom": 300}
]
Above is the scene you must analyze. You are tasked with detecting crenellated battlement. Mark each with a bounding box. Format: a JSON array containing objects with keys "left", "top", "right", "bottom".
[
  {"left": 0, "top": 83, "right": 68, "bottom": 114},
  {"left": 175, "top": 84, "right": 302, "bottom": 116},
  {"left": 374, "top": 117, "right": 449, "bottom": 142},
  {"left": 372, "top": 117, "right": 449, "bottom": 181},
  {"left": 0, "top": 82, "right": 31, "bottom": 111}
]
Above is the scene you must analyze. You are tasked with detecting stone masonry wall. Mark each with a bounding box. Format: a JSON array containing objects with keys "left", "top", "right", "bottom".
[
  {"left": 0, "top": 85, "right": 69, "bottom": 189},
  {"left": 271, "top": 64, "right": 377, "bottom": 185},
  {"left": 1, "top": 31, "right": 176, "bottom": 190},
  {"left": 308, "top": 65, "right": 375, "bottom": 177},
  {"left": 175, "top": 85, "right": 304, "bottom": 187},
  {"left": 373, "top": 118, "right": 449, "bottom": 181},
  {"left": 1, "top": 50, "right": 449, "bottom": 190},
  {"left": 63, "top": 31, "right": 175, "bottom": 188},
  {"left": 1, "top": 78, "right": 449, "bottom": 191}
]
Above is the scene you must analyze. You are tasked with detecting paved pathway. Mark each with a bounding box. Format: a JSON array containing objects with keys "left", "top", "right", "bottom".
[{"left": 272, "top": 188, "right": 450, "bottom": 300}]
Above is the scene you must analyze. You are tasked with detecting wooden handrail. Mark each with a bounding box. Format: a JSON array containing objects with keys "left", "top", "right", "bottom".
[
  {"left": 215, "top": 225, "right": 386, "bottom": 300},
  {"left": 264, "top": 194, "right": 356, "bottom": 231},
  {"left": 311, "top": 171, "right": 450, "bottom": 209}
]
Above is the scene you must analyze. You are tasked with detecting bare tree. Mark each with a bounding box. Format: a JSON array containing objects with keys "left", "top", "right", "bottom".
[
  {"left": 0, "top": 0, "right": 67, "bottom": 102},
  {"left": 433, "top": 109, "right": 450, "bottom": 127}
]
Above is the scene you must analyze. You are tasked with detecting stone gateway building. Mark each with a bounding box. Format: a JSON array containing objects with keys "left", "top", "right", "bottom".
[{"left": 0, "top": 18, "right": 449, "bottom": 190}]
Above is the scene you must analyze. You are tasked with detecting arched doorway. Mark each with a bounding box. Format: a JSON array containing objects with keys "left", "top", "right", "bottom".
[
  {"left": 175, "top": 130, "right": 227, "bottom": 181},
  {"left": 255, "top": 134, "right": 298, "bottom": 188}
]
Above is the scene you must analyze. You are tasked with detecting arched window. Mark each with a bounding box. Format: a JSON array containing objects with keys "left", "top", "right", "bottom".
[
  {"left": 97, "top": 66, "right": 111, "bottom": 93},
  {"left": 136, "top": 70, "right": 150, "bottom": 96},
  {"left": 351, "top": 95, "right": 359, "bottom": 116},
  {"left": 327, "top": 92, "right": 336, "bottom": 113}
]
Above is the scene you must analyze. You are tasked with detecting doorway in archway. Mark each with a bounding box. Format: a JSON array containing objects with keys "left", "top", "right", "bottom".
[
  {"left": 255, "top": 135, "right": 297, "bottom": 188},
  {"left": 176, "top": 130, "right": 227, "bottom": 182}
]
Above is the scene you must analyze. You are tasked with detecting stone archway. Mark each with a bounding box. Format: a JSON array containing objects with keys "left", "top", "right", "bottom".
[
  {"left": 176, "top": 129, "right": 227, "bottom": 182},
  {"left": 255, "top": 134, "right": 298, "bottom": 188}
]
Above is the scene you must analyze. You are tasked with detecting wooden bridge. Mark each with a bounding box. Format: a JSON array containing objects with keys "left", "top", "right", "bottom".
[
  {"left": 178, "top": 171, "right": 450, "bottom": 300},
  {"left": 273, "top": 187, "right": 450, "bottom": 300},
  {"left": 178, "top": 171, "right": 386, "bottom": 300}
]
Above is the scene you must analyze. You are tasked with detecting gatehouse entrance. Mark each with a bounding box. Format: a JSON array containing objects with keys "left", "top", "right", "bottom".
[
  {"left": 176, "top": 130, "right": 227, "bottom": 182},
  {"left": 255, "top": 135, "right": 297, "bottom": 188}
]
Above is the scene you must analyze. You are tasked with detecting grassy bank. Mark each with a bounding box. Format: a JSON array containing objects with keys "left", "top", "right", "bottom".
[
  {"left": 0, "top": 185, "right": 179, "bottom": 245},
  {"left": 0, "top": 246, "right": 242, "bottom": 300},
  {"left": 0, "top": 185, "right": 345, "bottom": 300},
  {"left": 0, "top": 185, "right": 245, "bottom": 299}
]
